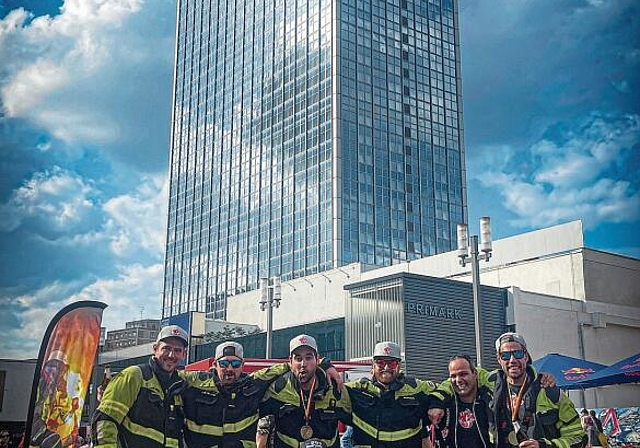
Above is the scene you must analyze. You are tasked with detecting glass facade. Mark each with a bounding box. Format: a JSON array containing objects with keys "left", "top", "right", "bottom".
[{"left": 163, "top": 0, "right": 466, "bottom": 319}]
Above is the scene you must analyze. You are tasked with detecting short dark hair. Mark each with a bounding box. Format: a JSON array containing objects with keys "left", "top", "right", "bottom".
[{"left": 448, "top": 354, "right": 477, "bottom": 373}]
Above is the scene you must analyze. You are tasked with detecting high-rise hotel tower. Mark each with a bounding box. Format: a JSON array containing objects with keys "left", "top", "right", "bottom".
[{"left": 163, "top": 0, "right": 466, "bottom": 319}]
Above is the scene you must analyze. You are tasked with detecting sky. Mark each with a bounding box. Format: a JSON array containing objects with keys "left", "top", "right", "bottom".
[{"left": 0, "top": 0, "right": 638, "bottom": 359}]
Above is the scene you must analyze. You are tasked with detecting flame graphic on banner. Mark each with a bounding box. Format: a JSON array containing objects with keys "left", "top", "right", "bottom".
[{"left": 23, "top": 301, "right": 107, "bottom": 448}]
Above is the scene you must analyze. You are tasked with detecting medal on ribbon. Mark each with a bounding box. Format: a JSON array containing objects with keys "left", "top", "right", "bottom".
[
  {"left": 507, "top": 376, "right": 528, "bottom": 446},
  {"left": 299, "top": 376, "right": 317, "bottom": 440},
  {"left": 300, "top": 424, "right": 314, "bottom": 440}
]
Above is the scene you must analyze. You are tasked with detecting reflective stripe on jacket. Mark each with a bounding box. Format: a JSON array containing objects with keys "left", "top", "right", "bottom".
[
  {"left": 180, "top": 363, "right": 289, "bottom": 448},
  {"left": 92, "top": 358, "right": 186, "bottom": 448},
  {"left": 343, "top": 374, "right": 437, "bottom": 448}
]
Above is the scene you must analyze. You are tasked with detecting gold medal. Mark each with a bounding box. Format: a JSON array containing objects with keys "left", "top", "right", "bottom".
[
  {"left": 299, "top": 377, "right": 317, "bottom": 441},
  {"left": 300, "top": 424, "right": 313, "bottom": 440}
]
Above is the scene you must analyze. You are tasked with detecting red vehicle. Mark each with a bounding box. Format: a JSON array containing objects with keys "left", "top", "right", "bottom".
[{"left": 185, "top": 357, "right": 371, "bottom": 381}]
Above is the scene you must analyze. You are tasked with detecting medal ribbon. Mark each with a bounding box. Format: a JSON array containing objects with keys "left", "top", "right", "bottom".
[
  {"left": 507, "top": 374, "right": 528, "bottom": 424},
  {"left": 300, "top": 376, "right": 317, "bottom": 425}
]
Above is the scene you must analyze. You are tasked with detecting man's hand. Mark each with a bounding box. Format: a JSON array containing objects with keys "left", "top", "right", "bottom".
[
  {"left": 518, "top": 439, "right": 540, "bottom": 448},
  {"left": 428, "top": 408, "right": 444, "bottom": 425},
  {"left": 539, "top": 372, "right": 556, "bottom": 388},
  {"left": 325, "top": 366, "right": 344, "bottom": 391}
]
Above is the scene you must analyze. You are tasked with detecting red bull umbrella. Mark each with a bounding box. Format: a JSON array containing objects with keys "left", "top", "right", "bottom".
[
  {"left": 574, "top": 351, "right": 640, "bottom": 388},
  {"left": 533, "top": 353, "right": 606, "bottom": 389}
]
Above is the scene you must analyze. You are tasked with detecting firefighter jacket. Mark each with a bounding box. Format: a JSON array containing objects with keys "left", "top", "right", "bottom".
[
  {"left": 489, "top": 366, "right": 586, "bottom": 448},
  {"left": 180, "top": 363, "right": 289, "bottom": 448},
  {"left": 260, "top": 369, "right": 348, "bottom": 448},
  {"left": 92, "top": 357, "right": 187, "bottom": 448},
  {"left": 340, "top": 374, "right": 437, "bottom": 448}
]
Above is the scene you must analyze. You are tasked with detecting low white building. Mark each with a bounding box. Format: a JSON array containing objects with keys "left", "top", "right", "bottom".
[{"left": 0, "top": 358, "right": 37, "bottom": 443}]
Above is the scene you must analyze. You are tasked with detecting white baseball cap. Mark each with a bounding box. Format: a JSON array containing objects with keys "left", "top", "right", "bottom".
[
  {"left": 373, "top": 341, "right": 401, "bottom": 360},
  {"left": 289, "top": 334, "right": 318, "bottom": 354},
  {"left": 156, "top": 325, "right": 189, "bottom": 347}
]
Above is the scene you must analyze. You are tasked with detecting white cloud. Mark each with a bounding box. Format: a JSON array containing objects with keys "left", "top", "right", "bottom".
[
  {"left": 476, "top": 113, "right": 640, "bottom": 231},
  {"left": 0, "top": 263, "right": 163, "bottom": 359},
  {"left": 67, "top": 263, "right": 164, "bottom": 332},
  {"left": 103, "top": 174, "right": 168, "bottom": 257},
  {"left": 0, "top": 0, "right": 174, "bottom": 169},
  {"left": 0, "top": 166, "right": 97, "bottom": 233}
]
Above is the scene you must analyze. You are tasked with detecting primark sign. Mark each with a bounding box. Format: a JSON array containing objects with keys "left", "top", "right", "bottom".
[{"left": 405, "top": 302, "right": 462, "bottom": 320}]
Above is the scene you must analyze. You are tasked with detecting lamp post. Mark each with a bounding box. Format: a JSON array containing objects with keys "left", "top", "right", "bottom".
[
  {"left": 259, "top": 276, "right": 282, "bottom": 358},
  {"left": 457, "top": 217, "right": 493, "bottom": 367}
]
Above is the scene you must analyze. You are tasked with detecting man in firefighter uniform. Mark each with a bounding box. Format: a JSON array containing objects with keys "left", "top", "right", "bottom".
[
  {"left": 92, "top": 325, "right": 189, "bottom": 448},
  {"left": 180, "top": 341, "right": 290, "bottom": 448},
  {"left": 491, "top": 332, "right": 585, "bottom": 448},
  {"left": 341, "top": 341, "right": 438, "bottom": 448},
  {"left": 261, "top": 334, "right": 348, "bottom": 448}
]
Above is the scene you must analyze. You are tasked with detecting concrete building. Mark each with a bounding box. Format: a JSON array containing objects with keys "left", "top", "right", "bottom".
[
  {"left": 0, "top": 359, "right": 36, "bottom": 445},
  {"left": 103, "top": 318, "right": 161, "bottom": 352}
]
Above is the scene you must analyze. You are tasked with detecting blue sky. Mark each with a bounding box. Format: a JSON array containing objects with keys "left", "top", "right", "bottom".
[{"left": 0, "top": 0, "right": 638, "bottom": 359}]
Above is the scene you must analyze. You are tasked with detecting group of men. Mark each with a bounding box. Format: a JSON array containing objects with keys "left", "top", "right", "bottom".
[{"left": 92, "top": 325, "right": 587, "bottom": 448}]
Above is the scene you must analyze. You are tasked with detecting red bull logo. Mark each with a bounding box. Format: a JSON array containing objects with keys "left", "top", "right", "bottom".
[
  {"left": 562, "top": 366, "right": 595, "bottom": 381},
  {"left": 621, "top": 357, "right": 640, "bottom": 371}
]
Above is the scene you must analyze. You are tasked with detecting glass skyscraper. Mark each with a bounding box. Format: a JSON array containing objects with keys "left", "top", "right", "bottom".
[{"left": 163, "top": 0, "right": 467, "bottom": 319}]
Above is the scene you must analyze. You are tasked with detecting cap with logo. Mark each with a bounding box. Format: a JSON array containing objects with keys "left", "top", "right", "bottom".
[
  {"left": 289, "top": 334, "right": 318, "bottom": 354},
  {"left": 373, "top": 341, "right": 401, "bottom": 360},
  {"left": 156, "top": 325, "right": 189, "bottom": 347},
  {"left": 215, "top": 341, "right": 244, "bottom": 360},
  {"left": 495, "top": 332, "right": 527, "bottom": 352}
]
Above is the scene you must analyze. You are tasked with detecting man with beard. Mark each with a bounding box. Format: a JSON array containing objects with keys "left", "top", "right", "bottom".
[
  {"left": 340, "top": 341, "right": 438, "bottom": 448},
  {"left": 93, "top": 325, "right": 189, "bottom": 448},
  {"left": 428, "top": 353, "right": 561, "bottom": 448},
  {"left": 261, "top": 334, "right": 348, "bottom": 448},
  {"left": 491, "top": 332, "right": 585, "bottom": 448},
  {"left": 182, "top": 341, "right": 297, "bottom": 448},
  {"left": 183, "top": 340, "right": 342, "bottom": 448}
]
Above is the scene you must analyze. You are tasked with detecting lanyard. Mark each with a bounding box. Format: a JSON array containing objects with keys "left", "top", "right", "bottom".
[
  {"left": 299, "top": 376, "right": 317, "bottom": 425},
  {"left": 507, "top": 374, "right": 528, "bottom": 423}
]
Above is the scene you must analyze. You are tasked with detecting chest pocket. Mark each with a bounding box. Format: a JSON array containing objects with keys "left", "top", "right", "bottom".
[
  {"left": 189, "top": 390, "right": 220, "bottom": 423},
  {"left": 129, "top": 388, "right": 165, "bottom": 427},
  {"left": 352, "top": 392, "right": 376, "bottom": 408},
  {"left": 397, "top": 396, "right": 419, "bottom": 408},
  {"left": 317, "top": 408, "right": 338, "bottom": 422},
  {"left": 278, "top": 403, "right": 297, "bottom": 419}
]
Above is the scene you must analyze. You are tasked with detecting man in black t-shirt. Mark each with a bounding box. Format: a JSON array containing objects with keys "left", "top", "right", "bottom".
[{"left": 436, "top": 355, "right": 492, "bottom": 448}]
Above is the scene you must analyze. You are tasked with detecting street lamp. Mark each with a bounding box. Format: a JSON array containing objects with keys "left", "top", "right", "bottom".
[
  {"left": 457, "top": 217, "right": 493, "bottom": 367},
  {"left": 259, "top": 276, "right": 282, "bottom": 358}
]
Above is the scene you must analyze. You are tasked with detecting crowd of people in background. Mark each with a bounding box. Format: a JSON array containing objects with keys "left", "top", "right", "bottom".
[{"left": 581, "top": 408, "right": 608, "bottom": 447}]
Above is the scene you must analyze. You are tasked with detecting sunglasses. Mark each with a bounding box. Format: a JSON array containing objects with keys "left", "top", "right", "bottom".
[
  {"left": 218, "top": 359, "right": 243, "bottom": 368},
  {"left": 374, "top": 359, "right": 400, "bottom": 369},
  {"left": 499, "top": 350, "right": 526, "bottom": 361}
]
